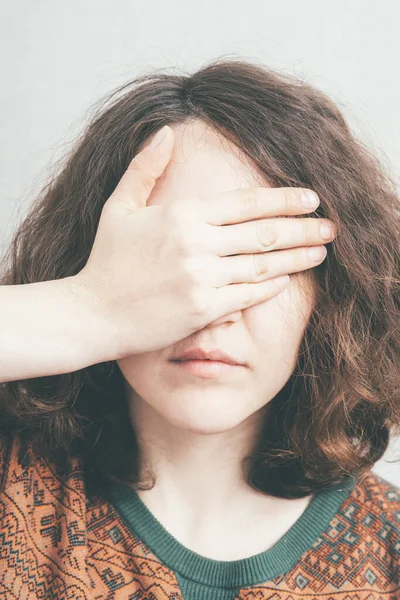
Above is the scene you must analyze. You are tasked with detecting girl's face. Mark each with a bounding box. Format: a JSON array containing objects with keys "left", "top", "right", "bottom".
[{"left": 117, "top": 120, "right": 316, "bottom": 435}]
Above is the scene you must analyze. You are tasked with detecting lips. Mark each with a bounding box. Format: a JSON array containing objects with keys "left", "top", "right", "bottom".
[{"left": 170, "top": 348, "right": 245, "bottom": 366}]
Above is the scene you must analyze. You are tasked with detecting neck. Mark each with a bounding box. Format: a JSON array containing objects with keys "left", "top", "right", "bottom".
[
  {"left": 127, "top": 389, "right": 270, "bottom": 516},
  {"left": 125, "top": 388, "right": 315, "bottom": 560}
]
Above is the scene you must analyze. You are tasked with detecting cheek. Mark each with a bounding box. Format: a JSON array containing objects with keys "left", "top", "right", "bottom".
[
  {"left": 244, "top": 289, "right": 312, "bottom": 370},
  {"left": 117, "top": 354, "right": 156, "bottom": 393}
]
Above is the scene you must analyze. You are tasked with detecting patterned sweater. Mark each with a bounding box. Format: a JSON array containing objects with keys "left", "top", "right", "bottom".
[{"left": 0, "top": 433, "right": 399, "bottom": 599}]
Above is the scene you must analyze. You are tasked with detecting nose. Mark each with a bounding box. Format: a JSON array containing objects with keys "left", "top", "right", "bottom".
[{"left": 206, "top": 310, "right": 242, "bottom": 327}]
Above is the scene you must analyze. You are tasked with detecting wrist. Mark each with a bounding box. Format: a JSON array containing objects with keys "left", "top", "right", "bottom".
[{"left": 61, "top": 275, "right": 120, "bottom": 366}]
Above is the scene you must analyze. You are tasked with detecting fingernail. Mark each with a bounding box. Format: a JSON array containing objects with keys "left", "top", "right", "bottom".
[
  {"left": 150, "top": 125, "right": 169, "bottom": 149},
  {"left": 274, "top": 274, "right": 290, "bottom": 286},
  {"left": 302, "top": 191, "right": 319, "bottom": 209},
  {"left": 308, "top": 246, "right": 327, "bottom": 261},
  {"left": 320, "top": 223, "right": 335, "bottom": 239}
]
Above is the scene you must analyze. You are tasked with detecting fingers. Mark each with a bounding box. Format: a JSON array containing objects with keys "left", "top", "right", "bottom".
[
  {"left": 213, "top": 245, "right": 327, "bottom": 287},
  {"left": 197, "top": 186, "right": 320, "bottom": 226},
  {"left": 210, "top": 276, "right": 291, "bottom": 320},
  {"left": 211, "top": 217, "right": 336, "bottom": 256},
  {"left": 105, "top": 125, "right": 174, "bottom": 212}
]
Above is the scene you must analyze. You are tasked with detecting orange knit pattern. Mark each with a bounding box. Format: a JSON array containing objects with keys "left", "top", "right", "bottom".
[{"left": 0, "top": 433, "right": 399, "bottom": 599}]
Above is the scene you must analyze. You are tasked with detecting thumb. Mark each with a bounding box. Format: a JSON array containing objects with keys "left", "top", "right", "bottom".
[{"left": 107, "top": 125, "right": 174, "bottom": 211}]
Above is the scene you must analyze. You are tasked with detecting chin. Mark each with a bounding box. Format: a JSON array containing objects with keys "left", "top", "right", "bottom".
[
  {"left": 163, "top": 414, "right": 243, "bottom": 436},
  {"left": 154, "top": 390, "right": 255, "bottom": 435}
]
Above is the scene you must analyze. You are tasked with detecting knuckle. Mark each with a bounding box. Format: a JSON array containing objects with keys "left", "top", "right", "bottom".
[
  {"left": 181, "top": 267, "right": 200, "bottom": 309},
  {"left": 169, "top": 200, "right": 195, "bottom": 225},
  {"left": 281, "top": 188, "right": 298, "bottom": 212},
  {"left": 252, "top": 253, "right": 270, "bottom": 280},
  {"left": 243, "top": 288, "right": 256, "bottom": 308},
  {"left": 256, "top": 220, "right": 278, "bottom": 249},
  {"left": 168, "top": 209, "right": 192, "bottom": 254},
  {"left": 174, "top": 227, "right": 190, "bottom": 255},
  {"left": 304, "top": 219, "right": 314, "bottom": 243},
  {"left": 128, "top": 160, "right": 156, "bottom": 188},
  {"left": 298, "top": 248, "right": 310, "bottom": 270},
  {"left": 188, "top": 287, "right": 208, "bottom": 317},
  {"left": 169, "top": 203, "right": 210, "bottom": 256},
  {"left": 238, "top": 188, "right": 260, "bottom": 216},
  {"left": 185, "top": 257, "right": 207, "bottom": 287},
  {"left": 140, "top": 170, "right": 157, "bottom": 191}
]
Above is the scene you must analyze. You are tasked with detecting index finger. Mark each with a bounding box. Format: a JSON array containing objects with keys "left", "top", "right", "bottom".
[{"left": 196, "top": 187, "right": 320, "bottom": 226}]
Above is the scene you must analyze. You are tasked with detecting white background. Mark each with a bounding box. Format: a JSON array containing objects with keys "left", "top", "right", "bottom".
[{"left": 1, "top": 0, "right": 399, "bottom": 485}]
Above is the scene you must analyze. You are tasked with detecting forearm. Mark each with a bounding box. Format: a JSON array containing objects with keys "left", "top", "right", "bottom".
[{"left": 0, "top": 277, "right": 116, "bottom": 382}]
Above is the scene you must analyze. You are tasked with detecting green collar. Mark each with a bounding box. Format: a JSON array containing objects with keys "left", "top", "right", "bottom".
[{"left": 107, "top": 477, "right": 356, "bottom": 588}]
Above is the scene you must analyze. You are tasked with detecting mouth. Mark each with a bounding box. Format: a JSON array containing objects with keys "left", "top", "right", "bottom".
[{"left": 169, "top": 358, "right": 247, "bottom": 379}]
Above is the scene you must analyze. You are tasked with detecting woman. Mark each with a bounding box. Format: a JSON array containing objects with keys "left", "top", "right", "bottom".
[{"left": 0, "top": 58, "right": 399, "bottom": 599}]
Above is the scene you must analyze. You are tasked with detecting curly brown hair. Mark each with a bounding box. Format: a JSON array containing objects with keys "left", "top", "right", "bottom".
[{"left": 0, "top": 57, "right": 399, "bottom": 500}]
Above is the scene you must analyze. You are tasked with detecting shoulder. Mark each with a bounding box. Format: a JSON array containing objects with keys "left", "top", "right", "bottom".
[
  {"left": 0, "top": 432, "right": 86, "bottom": 499},
  {"left": 352, "top": 469, "right": 400, "bottom": 517},
  {"left": 350, "top": 470, "right": 400, "bottom": 535},
  {"left": 324, "top": 469, "right": 400, "bottom": 566}
]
